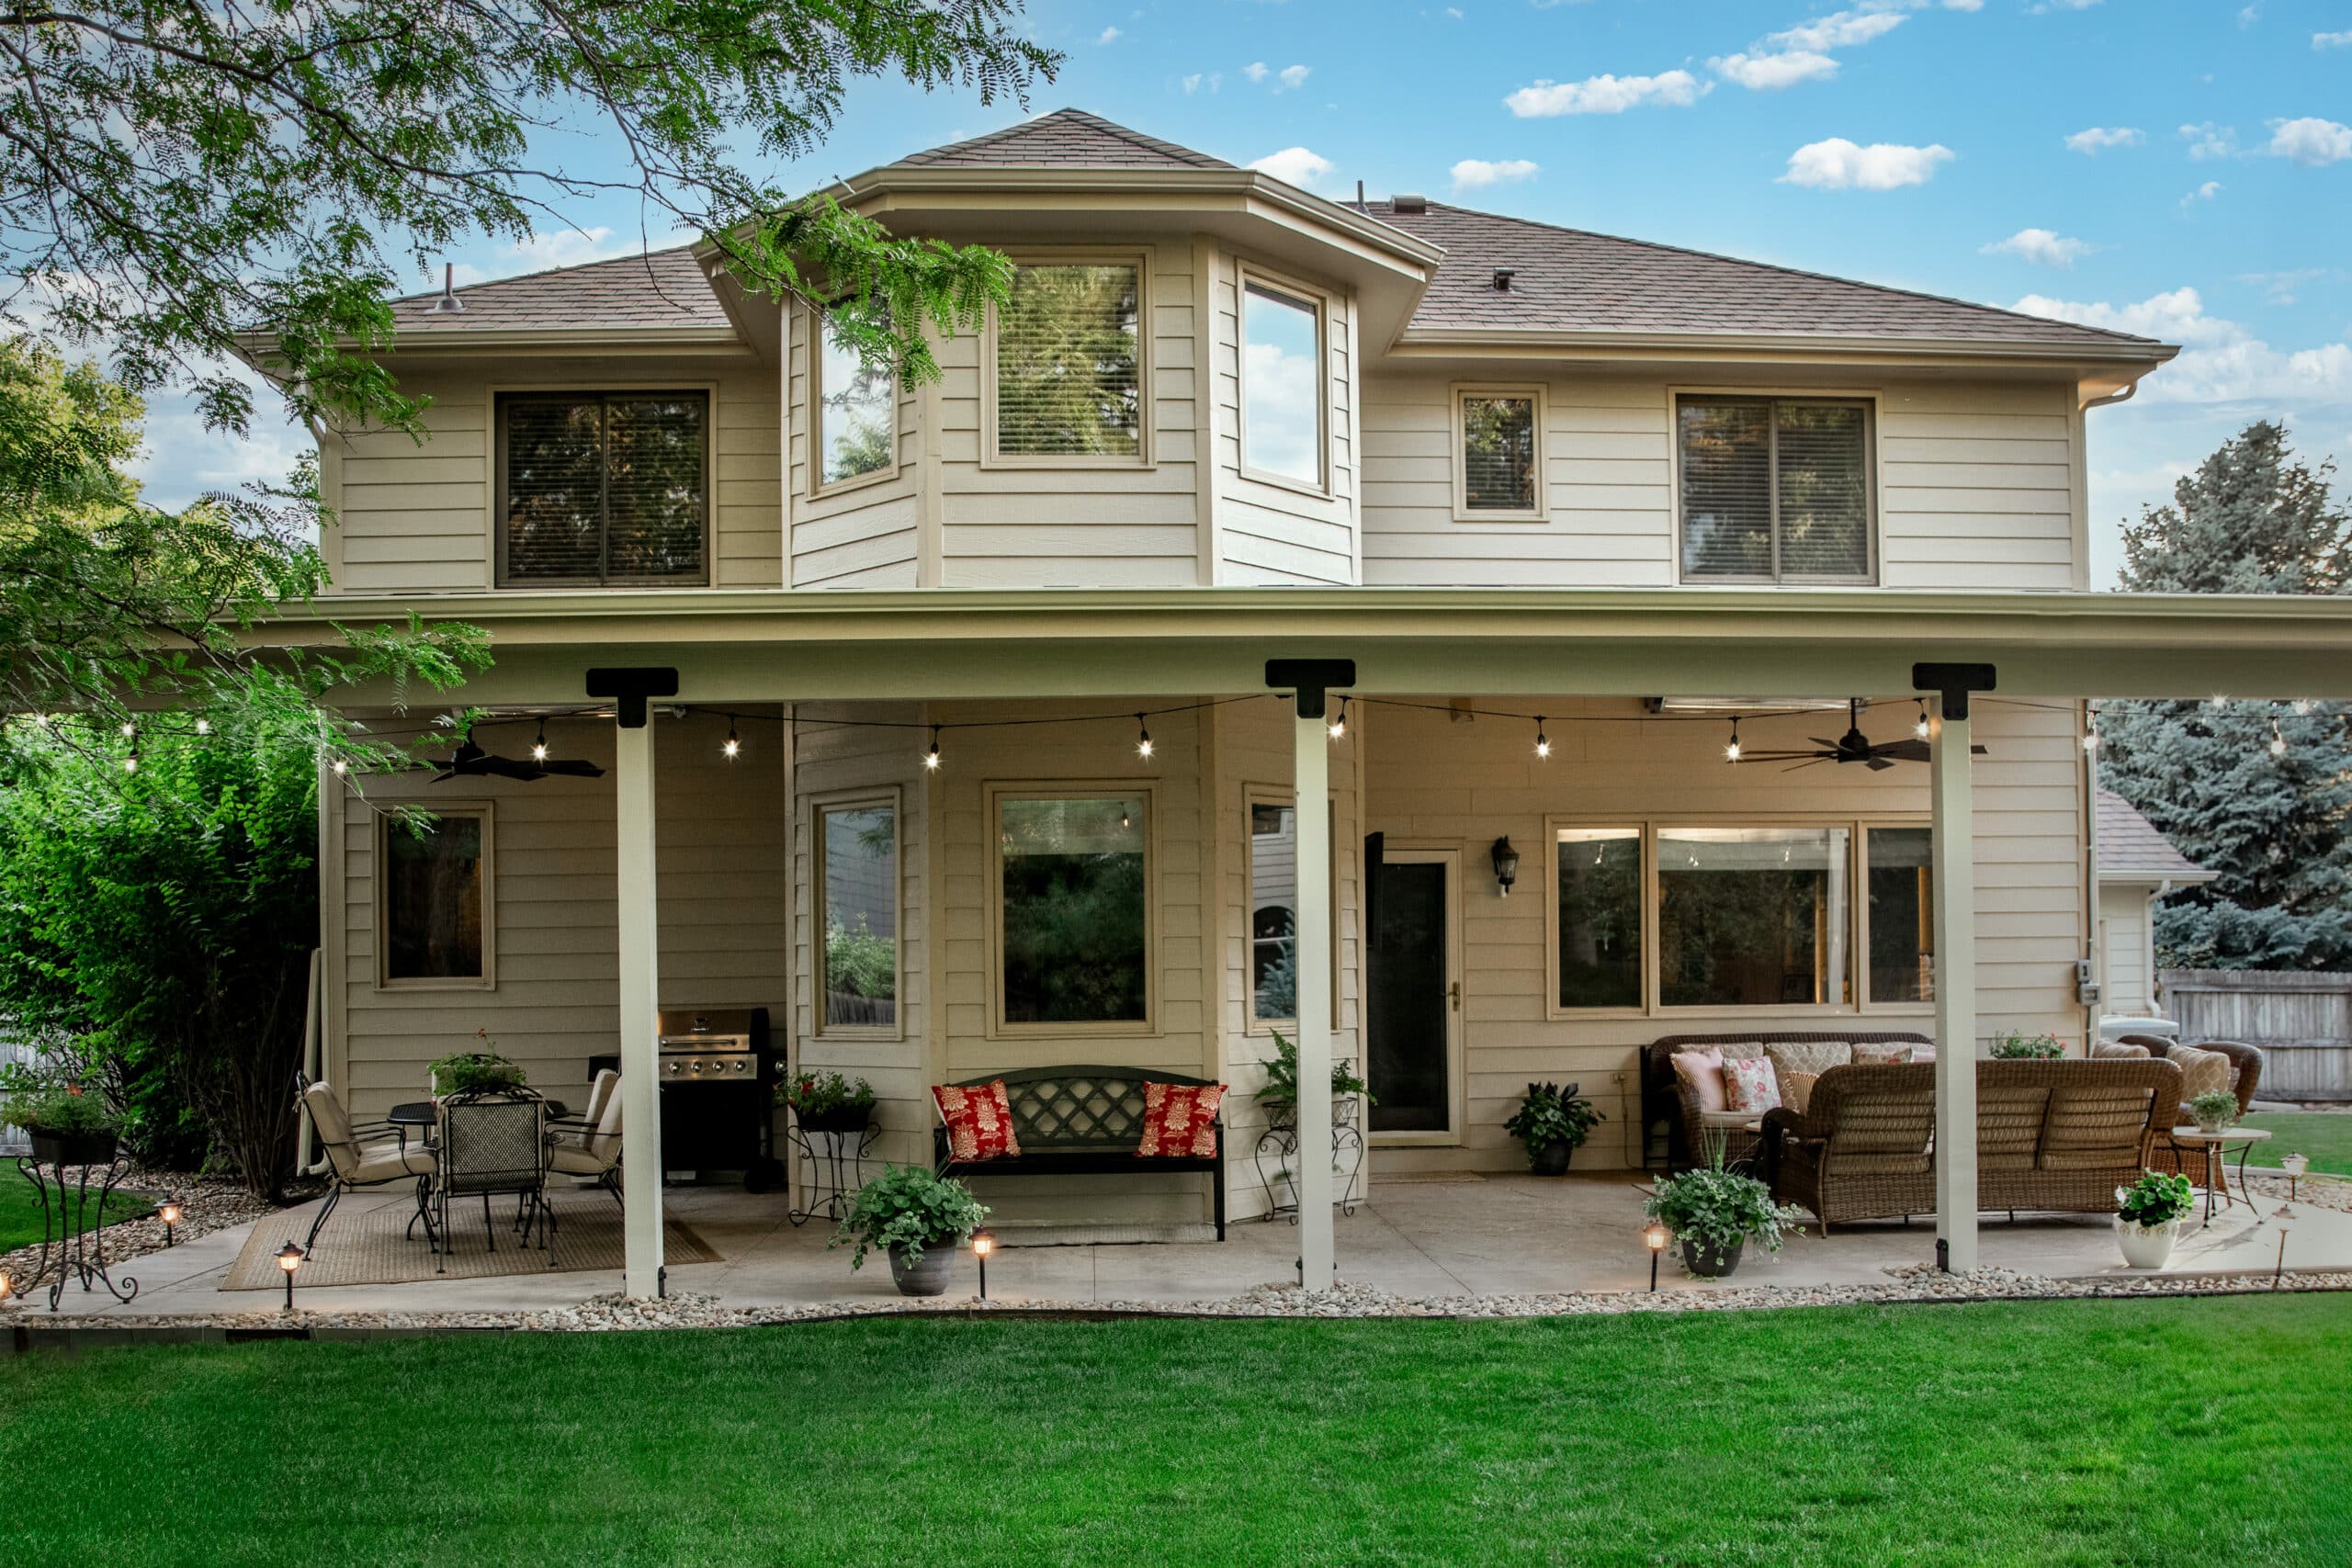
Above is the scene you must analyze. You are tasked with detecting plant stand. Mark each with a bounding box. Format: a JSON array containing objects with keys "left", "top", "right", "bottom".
[
  {"left": 1255, "top": 1099, "right": 1364, "bottom": 1224},
  {"left": 13, "top": 1155, "right": 140, "bottom": 1312},
  {"left": 784, "top": 1119, "right": 879, "bottom": 1226}
]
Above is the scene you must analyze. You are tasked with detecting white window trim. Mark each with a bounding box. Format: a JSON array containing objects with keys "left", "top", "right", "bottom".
[
  {"left": 1667, "top": 386, "right": 1881, "bottom": 588},
  {"left": 488, "top": 381, "right": 718, "bottom": 590},
  {"left": 810, "top": 786, "right": 905, "bottom": 1042},
  {"left": 375, "top": 802, "right": 496, "bottom": 991},
  {"left": 985, "top": 782, "right": 1159, "bottom": 1040},
  {"left": 980, "top": 249, "right": 1156, "bottom": 471},
  {"left": 1543, "top": 813, "right": 1934, "bottom": 1021},
  {"left": 806, "top": 304, "right": 902, "bottom": 501},
  {"left": 1451, "top": 382, "right": 1549, "bottom": 523},
  {"left": 1241, "top": 784, "right": 1340, "bottom": 1036},
  {"left": 1235, "top": 260, "right": 1333, "bottom": 499}
]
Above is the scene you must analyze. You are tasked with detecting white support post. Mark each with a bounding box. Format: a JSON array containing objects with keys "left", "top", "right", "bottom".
[
  {"left": 1929, "top": 697, "right": 1979, "bottom": 1273},
  {"left": 1292, "top": 707, "right": 1336, "bottom": 1292},
  {"left": 615, "top": 716, "right": 665, "bottom": 1298}
]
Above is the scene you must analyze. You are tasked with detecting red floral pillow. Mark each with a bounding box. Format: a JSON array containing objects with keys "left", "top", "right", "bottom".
[
  {"left": 933, "top": 1080, "right": 1023, "bottom": 1163},
  {"left": 1136, "top": 1082, "right": 1227, "bottom": 1158}
]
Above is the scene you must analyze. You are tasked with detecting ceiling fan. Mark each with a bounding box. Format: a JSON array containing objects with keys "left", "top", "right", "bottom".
[
  {"left": 1740, "top": 699, "right": 1986, "bottom": 772},
  {"left": 431, "top": 740, "right": 605, "bottom": 784}
]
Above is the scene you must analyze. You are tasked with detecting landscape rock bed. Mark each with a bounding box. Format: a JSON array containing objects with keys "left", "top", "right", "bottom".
[{"left": 0, "top": 1168, "right": 277, "bottom": 1290}]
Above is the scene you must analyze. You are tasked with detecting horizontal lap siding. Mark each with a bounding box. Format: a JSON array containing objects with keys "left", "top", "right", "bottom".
[
  {"left": 1360, "top": 695, "right": 2086, "bottom": 1175},
  {"left": 1879, "top": 381, "right": 2079, "bottom": 591},
  {"left": 2100, "top": 889, "right": 2154, "bottom": 1016},
  {"left": 335, "top": 711, "right": 787, "bottom": 1122},
  {"left": 788, "top": 302, "right": 921, "bottom": 589}
]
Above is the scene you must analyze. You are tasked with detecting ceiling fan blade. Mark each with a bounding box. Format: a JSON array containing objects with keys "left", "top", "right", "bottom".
[
  {"left": 1865, "top": 756, "right": 1895, "bottom": 771},
  {"left": 1780, "top": 758, "right": 1829, "bottom": 772},
  {"left": 537, "top": 759, "right": 606, "bottom": 778},
  {"left": 429, "top": 770, "right": 459, "bottom": 784},
  {"left": 1874, "top": 739, "right": 1932, "bottom": 763},
  {"left": 483, "top": 756, "right": 549, "bottom": 781}
]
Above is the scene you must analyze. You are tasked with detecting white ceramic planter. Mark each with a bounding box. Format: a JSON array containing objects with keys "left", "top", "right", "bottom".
[{"left": 2116, "top": 1216, "right": 2179, "bottom": 1269}]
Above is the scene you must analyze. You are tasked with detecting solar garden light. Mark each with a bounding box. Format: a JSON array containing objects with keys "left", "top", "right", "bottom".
[
  {"left": 1642, "top": 1221, "right": 1670, "bottom": 1292},
  {"left": 2271, "top": 1205, "right": 2295, "bottom": 1291},
  {"left": 158, "top": 1193, "right": 181, "bottom": 1247},
  {"left": 971, "top": 1229, "right": 996, "bottom": 1301},
  {"left": 2280, "top": 1151, "right": 2308, "bottom": 1201},
  {"left": 276, "top": 1241, "right": 306, "bottom": 1311}
]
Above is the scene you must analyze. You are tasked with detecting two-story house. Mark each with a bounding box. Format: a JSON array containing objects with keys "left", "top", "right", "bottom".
[{"left": 266, "top": 109, "right": 2348, "bottom": 1295}]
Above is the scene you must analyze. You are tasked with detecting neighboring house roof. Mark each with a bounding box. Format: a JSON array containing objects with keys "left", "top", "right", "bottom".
[
  {"left": 1362, "top": 198, "right": 2158, "bottom": 349},
  {"left": 386, "top": 247, "right": 729, "bottom": 336},
  {"left": 2097, "top": 788, "right": 2221, "bottom": 883},
  {"left": 888, "top": 107, "right": 1235, "bottom": 171}
]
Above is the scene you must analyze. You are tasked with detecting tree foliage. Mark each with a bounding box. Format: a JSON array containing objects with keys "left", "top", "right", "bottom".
[
  {"left": 2098, "top": 421, "right": 2352, "bottom": 970},
  {"left": 0, "top": 0, "right": 1058, "bottom": 435}
]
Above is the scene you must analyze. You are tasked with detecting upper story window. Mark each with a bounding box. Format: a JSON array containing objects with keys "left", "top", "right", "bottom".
[
  {"left": 989, "top": 259, "right": 1144, "bottom": 462},
  {"left": 498, "top": 390, "right": 707, "bottom": 586},
  {"left": 814, "top": 313, "right": 898, "bottom": 491},
  {"left": 1240, "top": 276, "right": 1324, "bottom": 489},
  {"left": 1678, "top": 396, "right": 1872, "bottom": 583},
  {"left": 1455, "top": 386, "right": 1545, "bottom": 520}
]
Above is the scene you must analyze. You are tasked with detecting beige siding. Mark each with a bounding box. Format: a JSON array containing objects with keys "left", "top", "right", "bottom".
[
  {"left": 1880, "top": 380, "right": 2078, "bottom": 591},
  {"left": 2101, "top": 886, "right": 2155, "bottom": 1017},
  {"left": 1208, "top": 253, "right": 1359, "bottom": 584}
]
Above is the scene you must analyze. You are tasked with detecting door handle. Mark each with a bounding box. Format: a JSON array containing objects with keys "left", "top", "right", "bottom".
[{"left": 1449, "top": 981, "right": 1461, "bottom": 1012}]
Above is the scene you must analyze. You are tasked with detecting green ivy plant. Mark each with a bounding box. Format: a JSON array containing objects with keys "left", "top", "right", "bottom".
[
  {"left": 1990, "top": 1031, "right": 2067, "bottom": 1060},
  {"left": 2186, "top": 1089, "right": 2240, "bottom": 1129},
  {"left": 832, "top": 1165, "right": 989, "bottom": 1270},
  {"left": 2116, "top": 1170, "right": 2196, "bottom": 1228},
  {"left": 1256, "top": 1031, "right": 1374, "bottom": 1108},
  {"left": 1644, "top": 1138, "right": 1805, "bottom": 1265},
  {"left": 1501, "top": 1081, "right": 1602, "bottom": 1160}
]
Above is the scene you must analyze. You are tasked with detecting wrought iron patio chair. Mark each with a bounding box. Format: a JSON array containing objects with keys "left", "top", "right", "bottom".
[
  {"left": 433, "top": 1089, "right": 552, "bottom": 1271},
  {"left": 299, "top": 1082, "right": 437, "bottom": 1254}
]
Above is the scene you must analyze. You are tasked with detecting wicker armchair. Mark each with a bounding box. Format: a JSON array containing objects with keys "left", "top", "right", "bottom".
[
  {"left": 2114, "top": 1035, "right": 2263, "bottom": 1184},
  {"left": 1644, "top": 1031, "right": 1933, "bottom": 1171}
]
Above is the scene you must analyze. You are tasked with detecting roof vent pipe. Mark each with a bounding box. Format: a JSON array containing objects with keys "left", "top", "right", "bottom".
[
  {"left": 1493, "top": 268, "right": 1515, "bottom": 292},
  {"left": 1391, "top": 192, "right": 1427, "bottom": 214},
  {"left": 1355, "top": 178, "right": 1366, "bottom": 212},
  {"left": 434, "top": 262, "right": 464, "bottom": 313}
]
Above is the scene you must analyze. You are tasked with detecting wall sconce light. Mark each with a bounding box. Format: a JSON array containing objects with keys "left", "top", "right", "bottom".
[
  {"left": 158, "top": 1193, "right": 181, "bottom": 1247},
  {"left": 1490, "top": 837, "right": 1521, "bottom": 897},
  {"left": 1643, "top": 1221, "right": 1670, "bottom": 1292},
  {"left": 276, "top": 1240, "right": 306, "bottom": 1312},
  {"left": 971, "top": 1229, "right": 996, "bottom": 1301}
]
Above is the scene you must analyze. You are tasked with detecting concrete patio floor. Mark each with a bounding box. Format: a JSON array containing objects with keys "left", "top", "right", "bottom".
[{"left": 27, "top": 1171, "right": 2352, "bottom": 1320}]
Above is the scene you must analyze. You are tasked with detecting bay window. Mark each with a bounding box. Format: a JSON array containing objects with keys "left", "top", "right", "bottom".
[
  {"left": 1677, "top": 396, "right": 1872, "bottom": 582},
  {"left": 989, "top": 260, "right": 1144, "bottom": 461},
  {"left": 813, "top": 312, "right": 898, "bottom": 490},
  {"left": 995, "top": 792, "right": 1149, "bottom": 1029},
  {"left": 1240, "top": 276, "right": 1324, "bottom": 489}
]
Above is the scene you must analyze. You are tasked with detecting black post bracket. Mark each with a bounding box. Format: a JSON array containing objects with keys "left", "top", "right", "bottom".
[
  {"left": 1911, "top": 662, "right": 1997, "bottom": 723},
  {"left": 1265, "top": 659, "right": 1357, "bottom": 721},
  {"left": 585, "top": 667, "right": 681, "bottom": 729}
]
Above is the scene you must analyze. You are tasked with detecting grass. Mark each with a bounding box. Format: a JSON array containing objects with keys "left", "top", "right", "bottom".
[
  {"left": 2237, "top": 1111, "right": 2352, "bottom": 1176},
  {"left": 3, "top": 1296, "right": 2348, "bottom": 1565},
  {"left": 0, "top": 1169, "right": 153, "bottom": 1252}
]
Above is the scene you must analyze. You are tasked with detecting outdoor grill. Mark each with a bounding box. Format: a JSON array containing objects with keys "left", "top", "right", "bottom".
[{"left": 591, "top": 1005, "right": 779, "bottom": 1188}]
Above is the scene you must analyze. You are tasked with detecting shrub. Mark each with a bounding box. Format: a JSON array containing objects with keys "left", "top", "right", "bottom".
[
  {"left": 1644, "top": 1136, "right": 1806, "bottom": 1263},
  {"left": 1501, "top": 1081, "right": 1602, "bottom": 1156}
]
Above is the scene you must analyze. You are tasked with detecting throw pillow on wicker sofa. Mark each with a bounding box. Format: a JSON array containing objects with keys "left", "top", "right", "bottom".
[
  {"left": 1765, "top": 1042, "right": 1852, "bottom": 1104},
  {"left": 2165, "top": 1043, "right": 2233, "bottom": 1105}
]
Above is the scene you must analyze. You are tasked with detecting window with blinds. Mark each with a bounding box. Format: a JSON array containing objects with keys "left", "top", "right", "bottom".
[
  {"left": 1457, "top": 389, "right": 1542, "bottom": 515},
  {"left": 498, "top": 391, "right": 707, "bottom": 585},
  {"left": 991, "top": 262, "right": 1142, "bottom": 459},
  {"left": 1677, "top": 396, "right": 1871, "bottom": 581}
]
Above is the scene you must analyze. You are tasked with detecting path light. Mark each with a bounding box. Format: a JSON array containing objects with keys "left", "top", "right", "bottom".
[
  {"left": 971, "top": 1229, "right": 996, "bottom": 1301},
  {"left": 2281, "top": 1151, "right": 2308, "bottom": 1201},
  {"left": 158, "top": 1193, "right": 181, "bottom": 1247},
  {"left": 276, "top": 1241, "right": 305, "bottom": 1312},
  {"left": 1490, "top": 837, "right": 1521, "bottom": 898},
  {"left": 2271, "top": 1204, "right": 2295, "bottom": 1290},
  {"left": 1643, "top": 1221, "right": 1670, "bottom": 1292}
]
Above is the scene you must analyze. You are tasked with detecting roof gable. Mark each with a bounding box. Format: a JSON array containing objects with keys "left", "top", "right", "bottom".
[
  {"left": 387, "top": 247, "right": 729, "bottom": 336},
  {"left": 2097, "top": 789, "right": 2219, "bottom": 882},
  {"left": 891, "top": 108, "right": 1233, "bottom": 171}
]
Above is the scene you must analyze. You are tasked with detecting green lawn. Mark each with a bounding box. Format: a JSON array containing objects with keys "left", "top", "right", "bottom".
[
  {"left": 2238, "top": 1111, "right": 2352, "bottom": 1176},
  {"left": 3, "top": 1296, "right": 2347, "bottom": 1565},
  {"left": 0, "top": 1169, "right": 152, "bottom": 1252}
]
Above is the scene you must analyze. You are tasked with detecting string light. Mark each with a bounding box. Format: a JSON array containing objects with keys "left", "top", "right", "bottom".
[
  {"left": 2082, "top": 726, "right": 2100, "bottom": 753},
  {"left": 2292, "top": 699, "right": 2314, "bottom": 716},
  {"left": 119, "top": 720, "right": 136, "bottom": 738},
  {"left": 1327, "top": 697, "right": 1349, "bottom": 742},
  {"left": 1724, "top": 718, "right": 1742, "bottom": 764},
  {"left": 193, "top": 717, "right": 209, "bottom": 737},
  {"left": 122, "top": 726, "right": 138, "bottom": 773},
  {"left": 2269, "top": 716, "right": 2288, "bottom": 758},
  {"left": 331, "top": 757, "right": 348, "bottom": 776},
  {"left": 530, "top": 720, "right": 549, "bottom": 764},
  {"left": 722, "top": 719, "right": 741, "bottom": 761},
  {"left": 1533, "top": 717, "right": 1551, "bottom": 761},
  {"left": 1135, "top": 715, "right": 1154, "bottom": 761},
  {"left": 923, "top": 727, "right": 942, "bottom": 772},
  {"left": 1914, "top": 700, "right": 1930, "bottom": 740}
]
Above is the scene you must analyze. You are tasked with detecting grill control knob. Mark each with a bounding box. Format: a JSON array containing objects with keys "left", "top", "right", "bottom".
[
  {"left": 735, "top": 1059, "right": 750, "bottom": 1076},
  {"left": 688, "top": 1058, "right": 704, "bottom": 1077},
  {"left": 663, "top": 1060, "right": 680, "bottom": 1077}
]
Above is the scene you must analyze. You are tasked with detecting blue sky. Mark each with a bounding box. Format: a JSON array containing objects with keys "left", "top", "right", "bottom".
[{"left": 147, "top": 0, "right": 2352, "bottom": 586}]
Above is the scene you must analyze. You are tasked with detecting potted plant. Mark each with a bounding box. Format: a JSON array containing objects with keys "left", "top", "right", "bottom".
[
  {"left": 1502, "top": 1081, "right": 1603, "bottom": 1176},
  {"left": 1990, "top": 1031, "right": 2066, "bottom": 1060},
  {"left": 833, "top": 1165, "right": 990, "bottom": 1296},
  {"left": 0, "top": 1062, "right": 122, "bottom": 1167},
  {"left": 1643, "top": 1139, "right": 1804, "bottom": 1279},
  {"left": 1257, "top": 1031, "right": 1374, "bottom": 1131},
  {"left": 2186, "top": 1089, "right": 2238, "bottom": 1135},
  {"left": 2115, "top": 1169, "right": 2196, "bottom": 1269},
  {"left": 431, "top": 1031, "right": 527, "bottom": 1098},
  {"left": 781, "top": 1070, "right": 877, "bottom": 1134}
]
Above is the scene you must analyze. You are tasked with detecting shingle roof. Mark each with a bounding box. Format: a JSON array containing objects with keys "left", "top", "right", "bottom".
[
  {"left": 1363, "top": 198, "right": 2159, "bottom": 349},
  {"left": 890, "top": 108, "right": 1234, "bottom": 171},
  {"left": 388, "top": 247, "right": 729, "bottom": 335},
  {"left": 2097, "top": 789, "right": 2219, "bottom": 882}
]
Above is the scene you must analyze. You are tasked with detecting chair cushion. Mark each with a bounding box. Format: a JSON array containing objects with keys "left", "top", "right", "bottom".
[
  {"left": 1851, "top": 1042, "right": 1917, "bottom": 1066},
  {"left": 1670, "top": 1049, "right": 1728, "bottom": 1114},
  {"left": 933, "top": 1080, "right": 1023, "bottom": 1162},
  {"left": 1723, "top": 1056, "right": 1781, "bottom": 1114},
  {"left": 1764, "top": 1042, "right": 1852, "bottom": 1092},
  {"left": 1136, "top": 1081, "right": 1225, "bottom": 1157},
  {"left": 549, "top": 1144, "right": 614, "bottom": 1177},
  {"left": 349, "top": 1142, "right": 435, "bottom": 1184},
  {"left": 1699, "top": 1109, "right": 1762, "bottom": 1130},
  {"left": 2168, "top": 1044, "right": 2232, "bottom": 1105},
  {"left": 2093, "top": 1042, "right": 2151, "bottom": 1059}
]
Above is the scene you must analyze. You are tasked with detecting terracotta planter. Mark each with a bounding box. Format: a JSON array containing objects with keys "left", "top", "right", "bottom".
[
  {"left": 2116, "top": 1217, "right": 2179, "bottom": 1269},
  {"left": 1528, "top": 1141, "right": 1574, "bottom": 1177},
  {"left": 888, "top": 1242, "right": 956, "bottom": 1297},
  {"left": 29, "top": 1127, "right": 119, "bottom": 1167},
  {"left": 1680, "top": 1237, "right": 1746, "bottom": 1278}
]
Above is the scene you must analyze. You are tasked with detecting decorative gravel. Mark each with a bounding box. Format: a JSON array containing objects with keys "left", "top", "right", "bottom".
[
  {"left": 2243, "top": 1169, "right": 2350, "bottom": 1213},
  {"left": 0, "top": 1167, "right": 278, "bottom": 1289}
]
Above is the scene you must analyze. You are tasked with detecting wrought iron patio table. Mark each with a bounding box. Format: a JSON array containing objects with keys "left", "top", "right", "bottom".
[{"left": 2166, "top": 1126, "right": 2272, "bottom": 1225}]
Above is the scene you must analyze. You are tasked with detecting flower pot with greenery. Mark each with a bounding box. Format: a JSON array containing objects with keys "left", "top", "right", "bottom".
[
  {"left": 1502, "top": 1081, "right": 1602, "bottom": 1176},
  {"left": 431, "top": 1032, "right": 527, "bottom": 1098},
  {"left": 2186, "top": 1089, "right": 2238, "bottom": 1135},
  {"left": 0, "top": 1059, "right": 124, "bottom": 1167},
  {"left": 833, "top": 1165, "right": 990, "bottom": 1296},
  {"left": 1643, "top": 1139, "right": 1804, "bottom": 1279},
  {"left": 1990, "top": 1031, "right": 2066, "bottom": 1061},
  {"left": 782, "top": 1070, "right": 878, "bottom": 1134},
  {"left": 1256, "top": 1031, "right": 1373, "bottom": 1132},
  {"left": 2115, "top": 1169, "right": 2195, "bottom": 1269}
]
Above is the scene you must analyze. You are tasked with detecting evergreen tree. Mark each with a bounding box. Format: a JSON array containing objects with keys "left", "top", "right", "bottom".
[{"left": 2098, "top": 421, "right": 2352, "bottom": 969}]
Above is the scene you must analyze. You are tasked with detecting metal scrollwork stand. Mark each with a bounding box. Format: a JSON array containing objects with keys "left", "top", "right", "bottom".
[
  {"left": 1255, "top": 1098, "right": 1365, "bottom": 1224},
  {"left": 15, "top": 1155, "right": 140, "bottom": 1312},
  {"left": 784, "top": 1119, "right": 880, "bottom": 1226}
]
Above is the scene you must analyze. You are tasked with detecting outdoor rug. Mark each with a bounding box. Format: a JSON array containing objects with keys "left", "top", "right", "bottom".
[{"left": 222, "top": 1191, "right": 719, "bottom": 1290}]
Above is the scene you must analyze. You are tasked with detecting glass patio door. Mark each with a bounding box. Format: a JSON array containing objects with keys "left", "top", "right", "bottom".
[{"left": 1367, "top": 849, "right": 1463, "bottom": 1141}]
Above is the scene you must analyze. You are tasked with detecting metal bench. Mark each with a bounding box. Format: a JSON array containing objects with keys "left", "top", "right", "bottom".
[{"left": 933, "top": 1065, "right": 1227, "bottom": 1241}]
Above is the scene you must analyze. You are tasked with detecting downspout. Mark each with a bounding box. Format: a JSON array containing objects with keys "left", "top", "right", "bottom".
[{"left": 2082, "top": 701, "right": 2100, "bottom": 1053}]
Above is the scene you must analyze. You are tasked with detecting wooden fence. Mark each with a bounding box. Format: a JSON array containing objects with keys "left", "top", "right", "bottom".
[
  {"left": 2159, "top": 969, "right": 2352, "bottom": 1101},
  {"left": 0, "top": 1037, "right": 29, "bottom": 1153}
]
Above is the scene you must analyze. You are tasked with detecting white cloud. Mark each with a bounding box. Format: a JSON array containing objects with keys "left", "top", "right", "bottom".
[
  {"left": 2238, "top": 268, "right": 2335, "bottom": 305},
  {"left": 1712, "top": 51, "right": 1839, "bottom": 89},
  {"left": 1505, "top": 70, "right": 1707, "bottom": 117},
  {"left": 1981, "top": 228, "right": 2094, "bottom": 267},
  {"left": 1769, "top": 9, "right": 1906, "bottom": 51},
  {"left": 2064, "top": 125, "right": 2143, "bottom": 154},
  {"left": 2268, "top": 117, "right": 2352, "bottom": 166},
  {"left": 2180, "top": 179, "right": 2223, "bottom": 209},
  {"left": 1780, "top": 138, "right": 1954, "bottom": 190},
  {"left": 2180, "top": 121, "right": 2237, "bottom": 161},
  {"left": 1182, "top": 71, "right": 1222, "bottom": 95},
  {"left": 1940, "top": 0, "right": 1984, "bottom": 9},
  {"left": 1250, "top": 146, "right": 1335, "bottom": 189},
  {"left": 2012, "top": 287, "right": 2352, "bottom": 403},
  {"left": 2317, "top": 28, "right": 2352, "bottom": 48},
  {"left": 1097, "top": 25, "right": 1120, "bottom": 43},
  {"left": 1243, "top": 61, "right": 1269, "bottom": 83},
  {"left": 1277, "top": 63, "right": 1311, "bottom": 90},
  {"left": 2237, "top": 3, "right": 2261, "bottom": 25},
  {"left": 1449, "top": 157, "right": 1541, "bottom": 190}
]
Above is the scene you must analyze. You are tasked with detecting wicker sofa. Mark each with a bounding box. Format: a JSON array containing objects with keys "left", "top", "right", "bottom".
[
  {"left": 1759, "top": 1059, "right": 2183, "bottom": 1229},
  {"left": 1644, "top": 1031, "right": 1934, "bottom": 1172}
]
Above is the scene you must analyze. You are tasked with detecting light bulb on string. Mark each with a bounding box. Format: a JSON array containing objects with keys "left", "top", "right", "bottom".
[
  {"left": 1327, "top": 697, "right": 1349, "bottom": 742},
  {"left": 1135, "top": 714, "right": 1154, "bottom": 761},
  {"left": 122, "top": 726, "right": 138, "bottom": 773},
  {"left": 530, "top": 720, "right": 549, "bottom": 764},
  {"left": 2292, "top": 698, "right": 2314, "bottom": 716},
  {"left": 923, "top": 727, "right": 942, "bottom": 772},
  {"left": 1724, "top": 718, "right": 1742, "bottom": 764},
  {"left": 331, "top": 757, "right": 348, "bottom": 776},
  {"left": 722, "top": 719, "right": 741, "bottom": 761},
  {"left": 193, "top": 717, "right": 209, "bottom": 737},
  {"left": 2082, "top": 727, "right": 2100, "bottom": 753},
  {"left": 2269, "top": 716, "right": 2288, "bottom": 758},
  {"left": 1914, "top": 700, "right": 1930, "bottom": 740},
  {"left": 119, "top": 720, "right": 136, "bottom": 738},
  {"left": 1533, "top": 717, "right": 1551, "bottom": 761}
]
